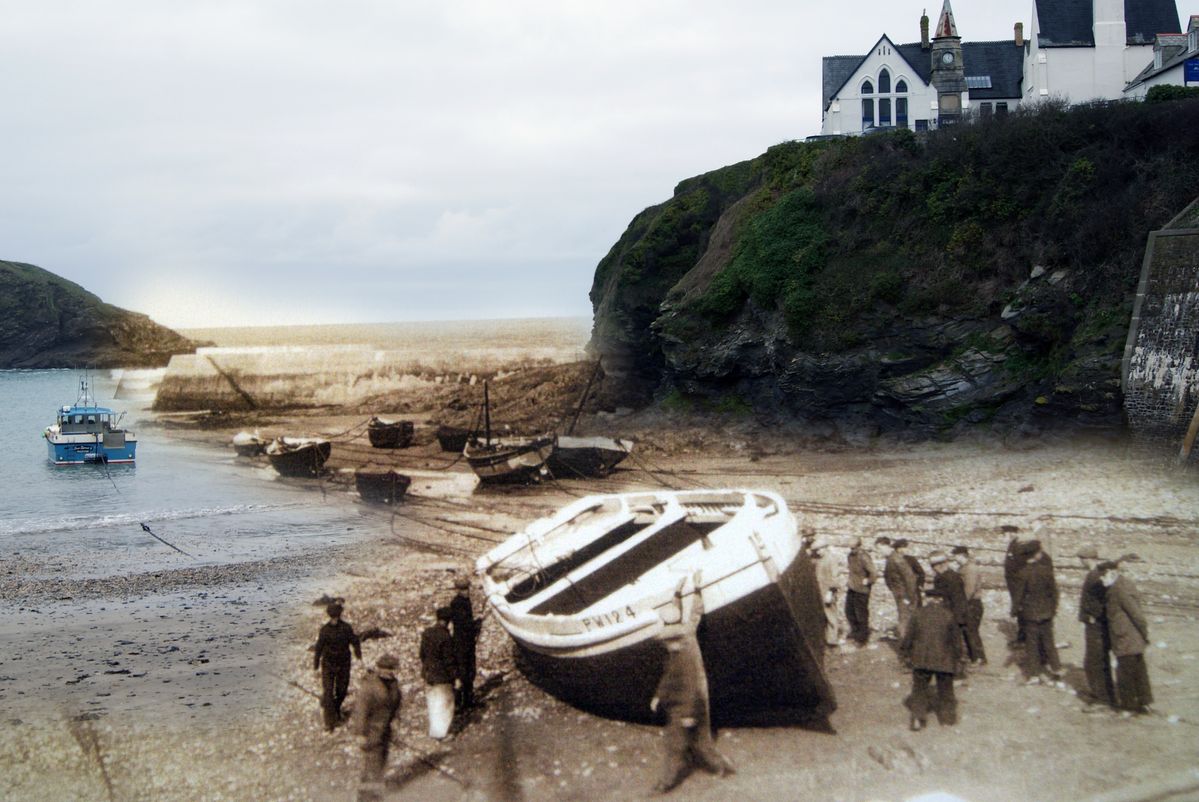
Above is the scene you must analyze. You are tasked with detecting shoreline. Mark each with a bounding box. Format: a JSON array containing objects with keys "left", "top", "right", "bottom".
[{"left": 5, "top": 390, "right": 1199, "bottom": 800}]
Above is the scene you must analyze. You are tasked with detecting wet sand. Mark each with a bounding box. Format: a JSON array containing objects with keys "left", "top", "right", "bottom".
[{"left": 4, "top": 397, "right": 1199, "bottom": 801}]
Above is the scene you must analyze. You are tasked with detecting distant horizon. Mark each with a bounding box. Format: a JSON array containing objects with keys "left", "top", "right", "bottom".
[{"left": 176, "top": 313, "right": 592, "bottom": 334}]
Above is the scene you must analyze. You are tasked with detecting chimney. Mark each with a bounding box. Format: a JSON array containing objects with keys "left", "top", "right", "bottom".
[
  {"left": 1015, "top": 22, "right": 1024, "bottom": 47},
  {"left": 921, "top": 10, "right": 930, "bottom": 49}
]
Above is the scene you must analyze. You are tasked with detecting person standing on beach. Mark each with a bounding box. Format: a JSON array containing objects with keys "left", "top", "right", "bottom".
[
  {"left": 312, "top": 601, "right": 362, "bottom": 732},
  {"left": 1011, "top": 540, "right": 1062, "bottom": 684},
  {"left": 354, "top": 653, "right": 402, "bottom": 802},
  {"left": 1077, "top": 546, "right": 1114, "bottom": 706},
  {"left": 449, "top": 576, "right": 480, "bottom": 711},
  {"left": 953, "top": 546, "right": 987, "bottom": 665},
  {"left": 882, "top": 538, "right": 918, "bottom": 639},
  {"left": 1102, "top": 562, "right": 1153, "bottom": 714},
  {"left": 1004, "top": 533, "right": 1026, "bottom": 645},
  {"left": 930, "top": 551, "right": 968, "bottom": 675},
  {"left": 899, "top": 586, "right": 962, "bottom": 730},
  {"left": 810, "top": 537, "right": 843, "bottom": 648},
  {"left": 845, "top": 536, "right": 878, "bottom": 647},
  {"left": 904, "top": 547, "right": 926, "bottom": 608},
  {"left": 420, "top": 606, "right": 458, "bottom": 740}
]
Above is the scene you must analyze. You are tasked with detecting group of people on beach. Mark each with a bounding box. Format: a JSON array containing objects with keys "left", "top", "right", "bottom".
[
  {"left": 808, "top": 532, "right": 1154, "bottom": 732},
  {"left": 309, "top": 577, "right": 480, "bottom": 801}
]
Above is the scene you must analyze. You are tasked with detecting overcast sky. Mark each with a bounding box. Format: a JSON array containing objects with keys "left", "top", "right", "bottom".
[{"left": 0, "top": 1, "right": 1032, "bottom": 329}]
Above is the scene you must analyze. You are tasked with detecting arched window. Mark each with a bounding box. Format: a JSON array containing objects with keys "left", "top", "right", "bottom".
[
  {"left": 862, "top": 80, "right": 874, "bottom": 95},
  {"left": 879, "top": 69, "right": 891, "bottom": 94},
  {"left": 896, "top": 79, "right": 908, "bottom": 93}
]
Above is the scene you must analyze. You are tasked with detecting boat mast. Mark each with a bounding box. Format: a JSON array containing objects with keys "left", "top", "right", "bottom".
[
  {"left": 483, "top": 380, "right": 492, "bottom": 446},
  {"left": 566, "top": 361, "right": 602, "bottom": 436}
]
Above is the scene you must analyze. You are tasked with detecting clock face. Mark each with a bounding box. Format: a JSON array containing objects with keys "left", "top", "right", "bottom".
[{"left": 941, "top": 51, "right": 954, "bottom": 65}]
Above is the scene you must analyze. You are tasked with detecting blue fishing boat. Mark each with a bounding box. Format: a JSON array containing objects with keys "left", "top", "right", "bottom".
[{"left": 43, "top": 377, "right": 138, "bottom": 465}]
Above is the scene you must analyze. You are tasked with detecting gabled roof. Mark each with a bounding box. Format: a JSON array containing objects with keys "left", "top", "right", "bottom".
[
  {"left": 1125, "top": 32, "right": 1199, "bottom": 88},
  {"left": 823, "top": 38, "right": 1023, "bottom": 110},
  {"left": 1035, "top": 0, "right": 1181, "bottom": 47},
  {"left": 821, "top": 34, "right": 933, "bottom": 110}
]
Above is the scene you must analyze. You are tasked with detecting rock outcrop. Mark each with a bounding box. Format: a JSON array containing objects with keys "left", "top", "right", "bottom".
[
  {"left": 0, "top": 260, "right": 201, "bottom": 368},
  {"left": 588, "top": 100, "right": 1199, "bottom": 436}
]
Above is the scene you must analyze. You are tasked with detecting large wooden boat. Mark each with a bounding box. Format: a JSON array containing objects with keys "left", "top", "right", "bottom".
[
  {"left": 464, "top": 381, "right": 552, "bottom": 484},
  {"left": 265, "top": 437, "right": 332, "bottom": 477},
  {"left": 354, "top": 468, "right": 411, "bottom": 504},
  {"left": 44, "top": 376, "right": 138, "bottom": 465},
  {"left": 476, "top": 489, "right": 835, "bottom": 721},
  {"left": 547, "top": 435, "right": 633, "bottom": 478},
  {"left": 367, "top": 417, "right": 414, "bottom": 449}
]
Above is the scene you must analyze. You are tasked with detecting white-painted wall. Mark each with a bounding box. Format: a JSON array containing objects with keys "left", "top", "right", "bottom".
[
  {"left": 1125, "top": 62, "right": 1187, "bottom": 99},
  {"left": 821, "top": 37, "right": 944, "bottom": 135}
]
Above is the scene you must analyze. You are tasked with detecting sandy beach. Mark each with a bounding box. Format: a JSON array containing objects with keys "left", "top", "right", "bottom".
[{"left": 4, "top": 365, "right": 1199, "bottom": 802}]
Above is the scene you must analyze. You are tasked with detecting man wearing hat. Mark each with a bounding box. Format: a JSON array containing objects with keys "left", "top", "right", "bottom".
[
  {"left": 1004, "top": 532, "right": 1026, "bottom": 645},
  {"left": 312, "top": 600, "right": 363, "bottom": 731},
  {"left": 810, "top": 537, "right": 843, "bottom": 648},
  {"left": 449, "top": 576, "right": 481, "bottom": 710},
  {"left": 1077, "top": 546, "right": 1114, "bottom": 706},
  {"left": 420, "top": 605, "right": 458, "bottom": 739},
  {"left": 930, "top": 551, "right": 969, "bottom": 673},
  {"left": 1010, "top": 540, "right": 1061, "bottom": 683},
  {"left": 899, "top": 585, "right": 962, "bottom": 729},
  {"left": 1102, "top": 562, "right": 1153, "bottom": 714},
  {"left": 355, "top": 653, "right": 403, "bottom": 802},
  {"left": 953, "top": 546, "right": 987, "bottom": 665},
  {"left": 882, "top": 538, "right": 919, "bottom": 640},
  {"left": 845, "top": 536, "right": 879, "bottom": 647},
  {"left": 650, "top": 590, "right": 733, "bottom": 794}
]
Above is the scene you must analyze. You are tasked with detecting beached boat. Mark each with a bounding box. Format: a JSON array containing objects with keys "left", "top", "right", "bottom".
[
  {"left": 435, "top": 424, "right": 472, "bottom": 453},
  {"left": 232, "top": 430, "right": 268, "bottom": 457},
  {"left": 464, "top": 381, "right": 552, "bottom": 484},
  {"left": 547, "top": 435, "right": 633, "bottom": 478},
  {"left": 44, "top": 377, "right": 138, "bottom": 465},
  {"left": 266, "top": 437, "right": 332, "bottom": 477},
  {"left": 476, "top": 489, "right": 835, "bottom": 721},
  {"left": 367, "top": 417, "right": 414, "bottom": 449},
  {"left": 354, "top": 468, "right": 411, "bottom": 504}
]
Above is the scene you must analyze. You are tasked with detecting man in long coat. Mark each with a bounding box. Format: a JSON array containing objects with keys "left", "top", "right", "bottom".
[
  {"left": 312, "top": 601, "right": 363, "bottom": 731},
  {"left": 953, "top": 546, "right": 987, "bottom": 665},
  {"left": 1011, "top": 540, "right": 1061, "bottom": 683},
  {"left": 1103, "top": 563, "right": 1153, "bottom": 713},
  {"left": 449, "top": 576, "right": 480, "bottom": 710},
  {"left": 930, "top": 551, "right": 969, "bottom": 674},
  {"left": 1077, "top": 547, "right": 1114, "bottom": 706},
  {"left": 354, "top": 653, "right": 403, "bottom": 802},
  {"left": 419, "top": 606, "right": 458, "bottom": 739},
  {"left": 882, "top": 538, "right": 919, "bottom": 639},
  {"left": 899, "top": 586, "right": 962, "bottom": 729},
  {"left": 845, "top": 536, "right": 879, "bottom": 647},
  {"left": 1004, "top": 533, "right": 1026, "bottom": 645},
  {"left": 811, "top": 537, "right": 843, "bottom": 648}
]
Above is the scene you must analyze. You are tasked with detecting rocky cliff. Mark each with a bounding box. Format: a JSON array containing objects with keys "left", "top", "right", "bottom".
[
  {"left": 0, "top": 260, "right": 202, "bottom": 368},
  {"left": 589, "top": 99, "right": 1199, "bottom": 436}
]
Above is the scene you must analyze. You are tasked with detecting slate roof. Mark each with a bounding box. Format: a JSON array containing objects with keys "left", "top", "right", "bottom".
[
  {"left": 1125, "top": 33, "right": 1199, "bottom": 88},
  {"left": 1035, "top": 0, "right": 1181, "bottom": 47},
  {"left": 822, "top": 38, "right": 1023, "bottom": 110}
]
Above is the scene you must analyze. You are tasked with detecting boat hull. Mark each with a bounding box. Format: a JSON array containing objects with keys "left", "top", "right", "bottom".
[
  {"left": 46, "top": 433, "right": 138, "bottom": 465},
  {"left": 465, "top": 438, "right": 553, "bottom": 484},
  {"left": 435, "top": 425, "right": 471, "bottom": 453},
  {"left": 267, "top": 440, "right": 332, "bottom": 477},
  {"left": 355, "top": 469, "right": 411, "bottom": 504},
  {"left": 367, "top": 419, "right": 414, "bottom": 449},
  {"left": 547, "top": 436, "right": 632, "bottom": 478}
]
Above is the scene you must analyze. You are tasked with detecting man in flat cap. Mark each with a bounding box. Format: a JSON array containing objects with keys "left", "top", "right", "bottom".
[
  {"left": 1011, "top": 540, "right": 1061, "bottom": 684},
  {"left": 810, "top": 537, "right": 843, "bottom": 648},
  {"left": 312, "top": 600, "right": 363, "bottom": 731},
  {"left": 1077, "top": 546, "right": 1114, "bottom": 706},
  {"left": 930, "top": 551, "right": 968, "bottom": 675},
  {"left": 882, "top": 537, "right": 919, "bottom": 640},
  {"left": 420, "top": 605, "right": 458, "bottom": 740},
  {"left": 953, "top": 546, "right": 987, "bottom": 665},
  {"left": 1102, "top": 562, "right": 1153, "bottom": 714},
  {"left": 1004, "top": 532, "right": 1027, "bottom": 645},
  {"left": 899, "top": 585, "right": 962, "bottom": 730},
  {"left": 355, "top": 653, "right": 403, "bottom": 802},
  {"left": 449, "top": 575, "right": 481, "bottom": 710},
  {"left": 845, "top": 536, "right": 879, "bottom": 648}
]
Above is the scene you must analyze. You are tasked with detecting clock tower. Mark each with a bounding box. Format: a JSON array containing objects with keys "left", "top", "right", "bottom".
[{"left": 930, "top": 0, "right": 965, "bottom": 125}]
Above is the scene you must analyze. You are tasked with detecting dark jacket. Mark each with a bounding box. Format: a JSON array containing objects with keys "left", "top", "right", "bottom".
[
  {"left": 905, "top": 555, "right": 926, "bottom": 605},
  {"left": 1012, "top": 556, "right": 1058, "bottom": 622},
  {"left": 1105, "top": 576, "right": 1149, "bottom": 657},
  {"left": 932, "top": 569, "right": 967, "bottom": 626},
  {"left": 1078, "top": 568, "right": 1107, "bottom": 624},
  {"left": 1004, "top": 539, "right": 1023, "bottom": 595},
  {"left": 313, "top": 619, "right": 362, "bottom": 670},
  {"left": 355, "top": 670, "right": 402, "bottom": 746},
  {"left": 899, "top": 601, "right": 962, "bottom": 674},
  {"left": 847, "top": 548, "right": 879, "bottom": 594},
  {"left": 449, "top": 592, "right": 479, "bottom": 656},
  {"left": 884, "top": 553, "right": 918, "bottom": 600},
  {"left": 419, "top": 623, "right": 457, "bottom": 685},
  {"left": 654, "top": 635, "right": 706, "bottom": 718}
]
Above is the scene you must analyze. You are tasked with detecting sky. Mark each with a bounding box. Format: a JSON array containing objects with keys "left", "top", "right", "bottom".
[{"left": 0, "top": 0, "right": 1031, "bottom": 329}]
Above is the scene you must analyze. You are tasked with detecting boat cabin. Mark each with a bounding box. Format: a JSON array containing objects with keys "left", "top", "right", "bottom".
[{"left": 57, "top": 406, "right": 118, "bottom": 434}]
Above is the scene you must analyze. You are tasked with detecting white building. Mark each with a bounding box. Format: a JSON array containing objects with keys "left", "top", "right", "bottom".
[
  {"left": 821, "top": 0, "right": 1183, "bottom": 136},
  {"left": 1124, "top": 15, "right": 1199, "bottom": 98}
]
